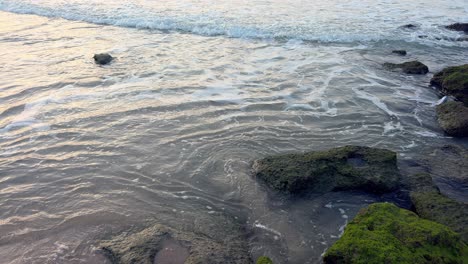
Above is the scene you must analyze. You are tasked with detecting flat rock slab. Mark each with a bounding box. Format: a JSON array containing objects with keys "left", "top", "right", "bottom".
[
  {"left": 253, "top": 145, "right": 400, "bottom": 195},
  {"left": 323, "top": 203, "right": 468, "bottom": 264},
  {"left": 436, "top": 101, "right": 468, "bottom": 137},
  {"left": 100, "top": 213, "right": 252, "bottom": 264}
]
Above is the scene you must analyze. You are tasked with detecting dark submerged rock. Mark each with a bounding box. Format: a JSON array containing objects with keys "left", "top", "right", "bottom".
[
  {"left": 323, "top": 203, "right": 468, "bottom": 264},
  {"left": 383, "top": 61, "right": 429, "bottom": 74},
  {"left": 392, "top": 50, "right": 407, "bottom": 56},
  {"left": 93, "top": 53, "right": 114, "bottom": 65},
  {"left": 436, "top": 101, "right": 468, "bottom": 137},
  {"left": 401, "top": 24, "right": 418, "bottom": 29},
  {"left": 431, "top": 64, "right": 468, "bottom": 106},
  {"left": 100, "top": 213, "right": 252, "bottom": 264},
  {"left": 446, "top": 23, "right": 468, "bottom": 33},
  {"left": 407, "top": 173, "right": 468, "bottom": 243},
  {"left": 253, "top": 145, "right": 400, "bottom": 195}
]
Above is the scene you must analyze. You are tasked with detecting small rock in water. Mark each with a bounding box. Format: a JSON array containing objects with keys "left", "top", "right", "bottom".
[
  {"left": 446, "top": 23, "right": 468, "bottom": 33},
  {"left": 93, "top": 53, "right": 113, "bottom": 65},
  {"left": 392, "top": 50, "right": 407, "bottom": 56},
  {"left": 401, "top": 24, "right": 418, "bottom": 29},
  {"left": 383, "top": 61, "right": 429, "bottom": 74}
]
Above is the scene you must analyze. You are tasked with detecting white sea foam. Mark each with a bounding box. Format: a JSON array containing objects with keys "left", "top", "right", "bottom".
[{"left": 0, "top": 0, "right": 467, "bottom": 46}]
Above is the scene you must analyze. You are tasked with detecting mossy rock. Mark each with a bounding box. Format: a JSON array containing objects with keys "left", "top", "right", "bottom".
[
  {"left": 100, "top": 213, "right": 252, "bottom": 264},
  {"left": 436, "top": 101, "right": 468, "bottom": 137},
  {"left": 383, "top": 61, "right": 429, "bottom": 74},
  {"left": 431, "top": 65, "right": 468, "bottom": 106},
  {"left": 256, "top": 256, "right": 273, "bottom": 264},
  {"left": 253, "top": 145, "right": 400, "bottom": 194},
  {"left": 323, "top": 203, "right": 468, "bottom": 264},
  {"left": 407, "top": 173, "right": 468, "bottom": 243},
  {"left": 93, "top": 53, "right": 114, "bottom": 65}
]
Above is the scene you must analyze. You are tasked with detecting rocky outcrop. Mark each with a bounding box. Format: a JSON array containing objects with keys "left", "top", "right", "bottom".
[
  {"left": 407, "top": 173, "right": 468, "bottom": 243},
  {"left": 94, "top": 53, "right": 114, "bottom": 65},
  {"left": 392, "top": 50, "right": 407, "bottom": 56},
  {"left": 446, "top": 23, "right": 468, "bottom": 33},
  {"left": 383, "top": 61, "right": 429, "bottom": 74},
  {"left": 323, "top": 203, "right": 468, "bottom": 264},
  {"left": 253, "top": 146, "right": 400, "bottom": 195},
  {"left": 431, "top": 64, "right": 468, "bottom": 106},
  {"left": 100, "top": 213, "right": 252, "bottom": 264},
  {"left": 436, "top": 101, "right": 468, "bottom": 137}
]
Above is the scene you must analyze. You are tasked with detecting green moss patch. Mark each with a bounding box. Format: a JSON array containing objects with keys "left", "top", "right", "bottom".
[
  {"left": 253, "top": 145, "right": 400, "bottom": 194},
  {"left": 323, "top": 203, "right": 468, "bottom": 264}
]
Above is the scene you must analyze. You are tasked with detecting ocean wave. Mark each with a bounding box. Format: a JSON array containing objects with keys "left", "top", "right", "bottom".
[{"left": 0, "top": 0, "right": 467, "bottom": 46}]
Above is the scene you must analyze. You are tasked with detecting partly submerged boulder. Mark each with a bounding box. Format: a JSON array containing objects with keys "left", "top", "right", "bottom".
[
  {"left": 431, "top": 64, "right": 468, "bottom": 106},
  {"left": 392, "top": 50, "right": 407, "bottom": 56},
  {"left": 323, "top": 203, "right": 468, "bottom": 264},
  {"left": 383, "top": 61, "right": 429, "bottom": 74},
  {"left": 100, "top": 213, "right": 252, "bottom": 264},
  {"left": 94, "top": 53, "right": 114, "bottom": 65},
  {"left": 407, "top": 173, "right": 468, "bottom": 243},
  {"left": 446, "top": 23, "right": 468, "bottom": 33},
  {"left": 253, "top": 146, "right": 400, "bottom": 195},
  {"left": 436, "top": 101, "right": 468, "bottom": 137}
]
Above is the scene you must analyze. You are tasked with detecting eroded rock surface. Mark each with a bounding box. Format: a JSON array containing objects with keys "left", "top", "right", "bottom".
[
  {"left": 253, "top": 145, "right": 400, "bottom": 195},
  {"left": 100, "top": 213, "right": 252, "bottom": 264}
]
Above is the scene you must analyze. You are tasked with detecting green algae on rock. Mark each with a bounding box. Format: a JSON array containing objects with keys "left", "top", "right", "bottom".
[
  {"left": 383, "top": 61, "right": 429, "bottom": 74},
  {"left": 436, "top": 101, "right": 468, "bottom": 137},
  {"left": 407, "top": 173, "right": 468, "bottom": 243},
  {"left": 323, "top": 203, "right": 468, "bottom": 264},
  {"left": 253, "top": 145, "right": 400, "bottom": 194},
  {"left": 100, "top": 213, "right": 252, "bottom": 264},
  {"left": 431, "top": 64, "right": 468, "bottom": 106},
  {"left": 256, "top": 256, "right": 273, "bottom": 264}
]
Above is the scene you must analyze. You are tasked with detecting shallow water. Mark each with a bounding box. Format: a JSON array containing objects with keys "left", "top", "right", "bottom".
[{"left": 0, "top": 1, "right": 467, "bottom": 263}]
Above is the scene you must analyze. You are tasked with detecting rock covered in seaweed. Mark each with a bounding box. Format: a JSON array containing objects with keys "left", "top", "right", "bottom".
[
  {"left": 253, "top": 145, "right": 400, "bottom": 195},
  {"left": 99, "top": 212, "right": 252, "bottom": 264},
  {"left": 323, "top": 203, "right": 468, "bottom": 264},
  {"left": 407, "top": 173, "right": 468, "bottom": 243},
  {"left": 383, "top": 61, "right": 429, "bottom": 74},
  {"left": 430, "top": 64, "right": 468, "bottom": 106},
  {"left": 93, "top": 53, "right": 114, "bottom": 65},
  {"left": 436, "top": 101, "right": 468, "bottom": 137}
]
